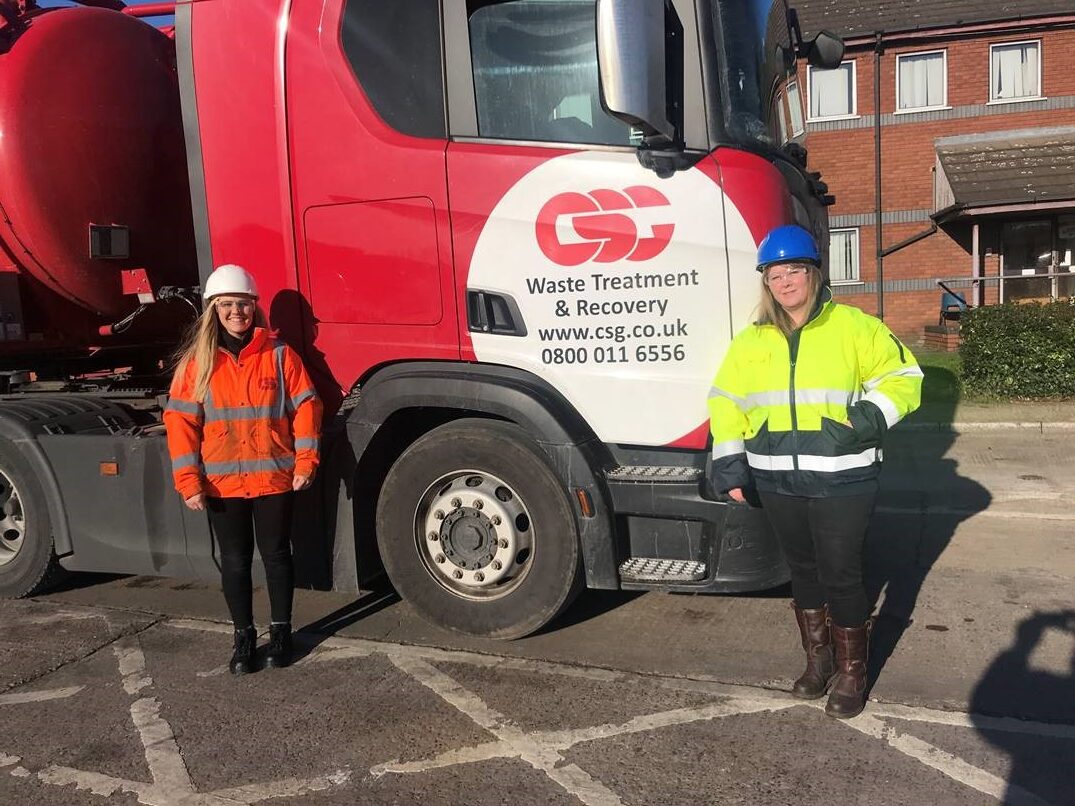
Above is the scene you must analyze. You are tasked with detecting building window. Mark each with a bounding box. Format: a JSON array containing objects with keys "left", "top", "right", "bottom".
[
  {"left": 786, "top": 81, "right": 805, "bottom": 135},
  {"left": 808, "top": 62, "right": 856, "bottom": 120},
  {"left": 829, "top": 229, "right": 860, "bottom": 283},
  {"left": 896, "top": 50, "right": 947, "bottom": 112},
  {"left": 990, "top": 41, "right": 1042, "bottom": 103}
]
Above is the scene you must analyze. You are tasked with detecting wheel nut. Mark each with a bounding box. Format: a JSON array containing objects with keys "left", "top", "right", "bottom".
[
  {"left": 498, "top": 538, "right": 509, "bottom": 549},
  {"left": 428, "top": 532, "right": 439, "bottom": 541},
  {"left": 491, "top": 515, "right": 502, "bottom": 526},
  {"left": 474, "top": 571, "right": 485, "bottom": 582},
  {"left": 492, "top": 560, "right": 502, "bottom": 571},
  {"left": 452, "top": 569, "right": 463, "bottom": 579},
  {"left": 435, "top": 554, "right": 446, "bottom": 564},
  {"left": 451, "top": 497, "right": 462, "bottom": 508},
  {"left": 473, "top": 499, "right": 483, "bottom": 510},
  {"left": 434, "top": 510, "right": 445, "bottom": 521}
]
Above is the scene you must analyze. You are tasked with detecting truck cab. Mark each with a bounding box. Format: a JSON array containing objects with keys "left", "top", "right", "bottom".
[{"left": 0, "top": 0, "right": 840, "bottom": 639}]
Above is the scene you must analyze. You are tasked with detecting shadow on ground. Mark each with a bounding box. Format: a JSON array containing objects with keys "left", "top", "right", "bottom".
[
  {"left": 867, "top": 363, "right": 991, "bottom": 690},
  {"left": 970, "top": 609, "right": 1075, "bottom": 805}
]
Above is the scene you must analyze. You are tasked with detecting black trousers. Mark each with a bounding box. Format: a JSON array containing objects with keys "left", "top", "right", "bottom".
[
  {"left": 759, "top": 491, "right": 876, "bottom": 627},
  {"left": 206, "top": 492, "right": 295, "bottom": 628}
]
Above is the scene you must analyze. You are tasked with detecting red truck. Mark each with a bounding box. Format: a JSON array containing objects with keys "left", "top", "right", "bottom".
[{"left": 0, "top": 0, "right": 840, "bottom": 637}]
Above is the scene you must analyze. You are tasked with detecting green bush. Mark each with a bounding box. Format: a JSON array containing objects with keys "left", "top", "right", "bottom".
[{"left": 960, "top": 300, "right": 1075, "bottom": 398}]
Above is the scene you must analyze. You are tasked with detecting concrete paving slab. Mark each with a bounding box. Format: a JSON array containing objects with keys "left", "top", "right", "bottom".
[
  {"left": 562, "top": 707, "right": 995, "bottom": 806},
  {"left": 0, "top": 599, "right": 157, "bottom": 691},
  {"left": 3, "top": 646, "right": 152, "bottom": 786},
  {"left": 140, "top": 624, "right": 491, "bottom": 795},
  {"left": 886, "top": 718, "right": 1075, "bottom": 806},
  {"left": 431, "top": 660, "right": 718, "bottom": 733}
]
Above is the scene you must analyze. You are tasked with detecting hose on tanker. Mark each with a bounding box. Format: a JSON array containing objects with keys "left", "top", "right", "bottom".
[{"left": 98, "top": 286, "right": 200, "bottom": 336}]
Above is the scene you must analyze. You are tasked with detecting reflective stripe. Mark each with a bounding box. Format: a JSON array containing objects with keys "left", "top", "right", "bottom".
[
  {"left": 747, "top": 448, "right": 880, "bottom": 473},
  {"left": 274, "top": 344, "right": 287, "bottom": 419},
  {"left": 711, "top": 439, "right": 745, "bottom": 460},
  {"left": 708, "top": 386, "right": 747, "bottom": 408},
  {"left": 203, "top": 456, "right": 296, "bottom": 475},
  {"left": 794, "top": 388, "right": 860, "bottom": 406},
  {"left": 746, "top": 452, "right": 795, "bottom": 471},
  {"left": 204, "top": 404, "right": 280, "bottom": 423},
  {"left": 721, "top": 388, "right": 860, "bottom": 409},
  {"left": 798, "top": 448, "right": 880, "bottom": 472},
  {"left": 863, "top": 389, "right": 901, "bottom": 428},
  {"left": 294, "top": 437, "right": 320, "bottom": 451},
  {"left": 171, "top": 453, "right": 201, "bottom": 471},
  {"left": 166, "top": 398, "right": 203, "bottom": 416},
  {"left": 290, "top": 388, "right": 316, "bottom": 410},
  {"left": 743, "top": 390, "right": 788, "bottom": 407},
  {"left": 863, "top": 365, "right": 924, "bottom": 392}
]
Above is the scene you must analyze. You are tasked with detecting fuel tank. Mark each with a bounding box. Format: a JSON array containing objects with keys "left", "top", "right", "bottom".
[{"left": 0, "top": 5, "right": 196, "bottom": 332}]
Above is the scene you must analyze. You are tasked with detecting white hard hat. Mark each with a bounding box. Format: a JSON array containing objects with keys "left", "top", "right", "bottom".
[{"left": 203, "top": 264, "right": 258, "bottom": 300}]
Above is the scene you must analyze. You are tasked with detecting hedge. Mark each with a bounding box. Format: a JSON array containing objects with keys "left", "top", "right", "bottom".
[{"left": 959, "top": 300, "right": 1075, "bottom": 398}]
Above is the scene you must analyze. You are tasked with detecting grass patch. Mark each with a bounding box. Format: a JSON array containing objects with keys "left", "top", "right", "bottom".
[{"left": 915, "top": 351, "right": 962, "bottom": 406}]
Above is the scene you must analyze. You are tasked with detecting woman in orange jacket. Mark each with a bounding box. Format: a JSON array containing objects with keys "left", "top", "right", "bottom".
[{"left": 164, "top": 264, "right": 322, "bottom": 674}]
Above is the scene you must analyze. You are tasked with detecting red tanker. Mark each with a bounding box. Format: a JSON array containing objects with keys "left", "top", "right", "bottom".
[{"left": 0, "top": 3, "right": 195, "bottom": 361}]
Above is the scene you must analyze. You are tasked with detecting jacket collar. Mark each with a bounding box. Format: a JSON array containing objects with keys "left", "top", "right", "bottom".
[
  {"left": 219, "top": 326, "right": 268, "bottom": 359},
  {"left": 802, "top": 286, "right": 834, "bottom": 329}
]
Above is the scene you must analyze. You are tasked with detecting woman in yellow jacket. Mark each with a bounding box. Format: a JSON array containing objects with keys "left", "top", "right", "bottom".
[
  {"left": 708, "top": 226, "right": 922, "bottom": 718},
  {"left": 164, "top": 265, "right": 322, "bottom": 675}
]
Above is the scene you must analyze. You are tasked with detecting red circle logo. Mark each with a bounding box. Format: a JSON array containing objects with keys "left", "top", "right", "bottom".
[{"left": 535, "top": 187, "right": 675, "bottom": 266}]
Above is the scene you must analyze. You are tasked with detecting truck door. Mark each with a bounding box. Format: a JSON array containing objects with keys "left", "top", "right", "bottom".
[
  {"left": 444, "top": 0, "right": 746, "bottom": 450},
  {"left": 284, "top": 0, "right": 458, "bottom": 393}
]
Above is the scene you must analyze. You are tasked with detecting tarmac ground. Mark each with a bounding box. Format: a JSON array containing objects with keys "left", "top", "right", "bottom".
[{"left": 1, "top": 423, "right": 1073, "bottom": 805}]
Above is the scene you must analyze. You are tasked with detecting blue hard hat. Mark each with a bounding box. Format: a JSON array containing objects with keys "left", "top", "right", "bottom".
[{"left": 756, "top": 225, "right": 820, "bottom": 272}]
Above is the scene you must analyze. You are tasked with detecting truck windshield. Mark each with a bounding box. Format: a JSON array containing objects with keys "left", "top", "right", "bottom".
[{"left": 709, "top": 0, "right": 804, "bottom": 151}]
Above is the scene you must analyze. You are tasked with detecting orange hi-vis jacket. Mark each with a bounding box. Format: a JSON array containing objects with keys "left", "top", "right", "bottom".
[{"left": 164, "top": 328, "right": 323, "bottom": 500}]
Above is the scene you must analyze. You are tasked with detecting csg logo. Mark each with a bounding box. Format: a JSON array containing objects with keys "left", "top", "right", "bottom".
[{"left": 535, "top": 186, "right": 675, "bottom": 266}]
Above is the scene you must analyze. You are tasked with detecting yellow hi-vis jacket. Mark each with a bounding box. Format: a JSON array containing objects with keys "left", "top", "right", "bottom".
[{"left": 707, "top": 290, "right": 923, "bottom": 498}]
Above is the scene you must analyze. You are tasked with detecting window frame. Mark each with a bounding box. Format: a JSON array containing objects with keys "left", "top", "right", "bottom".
[
  {"left": 806, "top": 60, "right": 858, "bottom": 122},
  {"left": 786, "top": 80, "right": 805, "bottom": 136},
  {"left": 894, "top": 49, "right": 949, "bottom": 114},
  {"left": 988, "top": 39, "right": 1044, "bottom": 105},
  {"left": 441, "top": 0, "right": 707, "bottom": 150},
  {"left": 828, "top": 227, "right": 861, "bottom": 285}
]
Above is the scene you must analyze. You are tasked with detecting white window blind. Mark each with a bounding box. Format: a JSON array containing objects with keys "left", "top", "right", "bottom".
[
  {"left": 809, "top": 63, "right": 854, "bottom": 119},
  {"left": 829, "top": 229, "right": 859, "bottom": 283},
  {"left": 898, "top": 52, "right": 946, "bottom": 110},
  {"left": 992, "top": 42, "right": 1040, "bottom": 101}
]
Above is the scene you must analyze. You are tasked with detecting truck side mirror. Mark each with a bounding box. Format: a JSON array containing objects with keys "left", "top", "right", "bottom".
[
  {"left": 596, "top": 0, "right": 676, "bottom": 146},
  {"left": 802, "top": 30, "right": 844, "bottom": 70}
]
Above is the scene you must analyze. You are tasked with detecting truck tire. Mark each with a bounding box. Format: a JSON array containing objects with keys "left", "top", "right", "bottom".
[
  {"left": 0, "top": 437, "right": 63, "bottom": 598},
  {"left": 376, "top": 418, "right": 583, "bottom": 639}
]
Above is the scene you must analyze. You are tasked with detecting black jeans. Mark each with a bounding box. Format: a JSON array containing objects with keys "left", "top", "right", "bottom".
[
  {"left": 206, "top": 492, "right": 295, "bottom": 628},
  {"left": 759, "top": 491, "right": 876, "bottom": 627}
]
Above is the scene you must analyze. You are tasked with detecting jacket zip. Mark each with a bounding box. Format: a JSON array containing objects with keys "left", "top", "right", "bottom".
[{"left": 788, "top": 329, "right": 801, "bottom": 471}]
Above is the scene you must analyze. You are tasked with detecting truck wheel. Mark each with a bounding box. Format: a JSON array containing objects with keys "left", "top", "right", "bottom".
[
  {"left": 376, "top": 419, "right": 583, "bottom": 639},
  {"left": 0, "top": 438, "right": 62, "bottom": 598}
]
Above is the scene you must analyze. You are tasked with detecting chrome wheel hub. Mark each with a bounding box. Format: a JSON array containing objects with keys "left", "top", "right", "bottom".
[
  {"left": 416, "top": 471, "right": 533, "bottom": 600},
  {"left": 0, "top": 469, "right": 25, "bottom": 567}
]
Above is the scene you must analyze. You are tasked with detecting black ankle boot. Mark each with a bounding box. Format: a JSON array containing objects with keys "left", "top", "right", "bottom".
[
  {"left": 265, "top": 623, "right": 292, "bottom": 669},
  {"left": 229, "top": 626, "right": 256, "bottom": 675}
]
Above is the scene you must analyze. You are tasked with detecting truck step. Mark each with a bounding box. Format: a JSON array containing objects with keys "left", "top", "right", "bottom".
[
  {"left": 606, "top": 465, "right": 702, "bottom": 483},
  {"left": 619, "top": 558, "right": 707, "bottom": 583}
]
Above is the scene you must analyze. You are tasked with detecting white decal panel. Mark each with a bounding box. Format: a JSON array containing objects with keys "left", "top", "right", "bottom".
[{"left": 469, "top": 151, "right": 757, "bottom": 446}]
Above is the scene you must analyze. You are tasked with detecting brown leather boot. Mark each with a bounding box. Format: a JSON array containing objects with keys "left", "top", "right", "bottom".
[
  {"left": 790, "top": 602, "right": 836, "bottom": 699},
  {"left": 826, "top": 621, "right": 872, "bottom": 718}
]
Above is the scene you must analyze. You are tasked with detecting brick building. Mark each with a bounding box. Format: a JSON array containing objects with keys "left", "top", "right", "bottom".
[{"left": 791, "top": 1, "right": 1075, "bottom": 347}]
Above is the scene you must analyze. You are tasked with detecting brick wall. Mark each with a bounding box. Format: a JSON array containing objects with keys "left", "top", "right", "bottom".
[{"left": 803, "top": 23, "right": 1075, "bottom": 346}]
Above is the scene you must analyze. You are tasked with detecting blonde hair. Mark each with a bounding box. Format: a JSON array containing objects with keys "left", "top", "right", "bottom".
[
  {"left": 755, "top": 264, "right": 822, "bottom": 337},
  {"left": 173, "top": 299, "right": 267, "bottom": 402}
]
